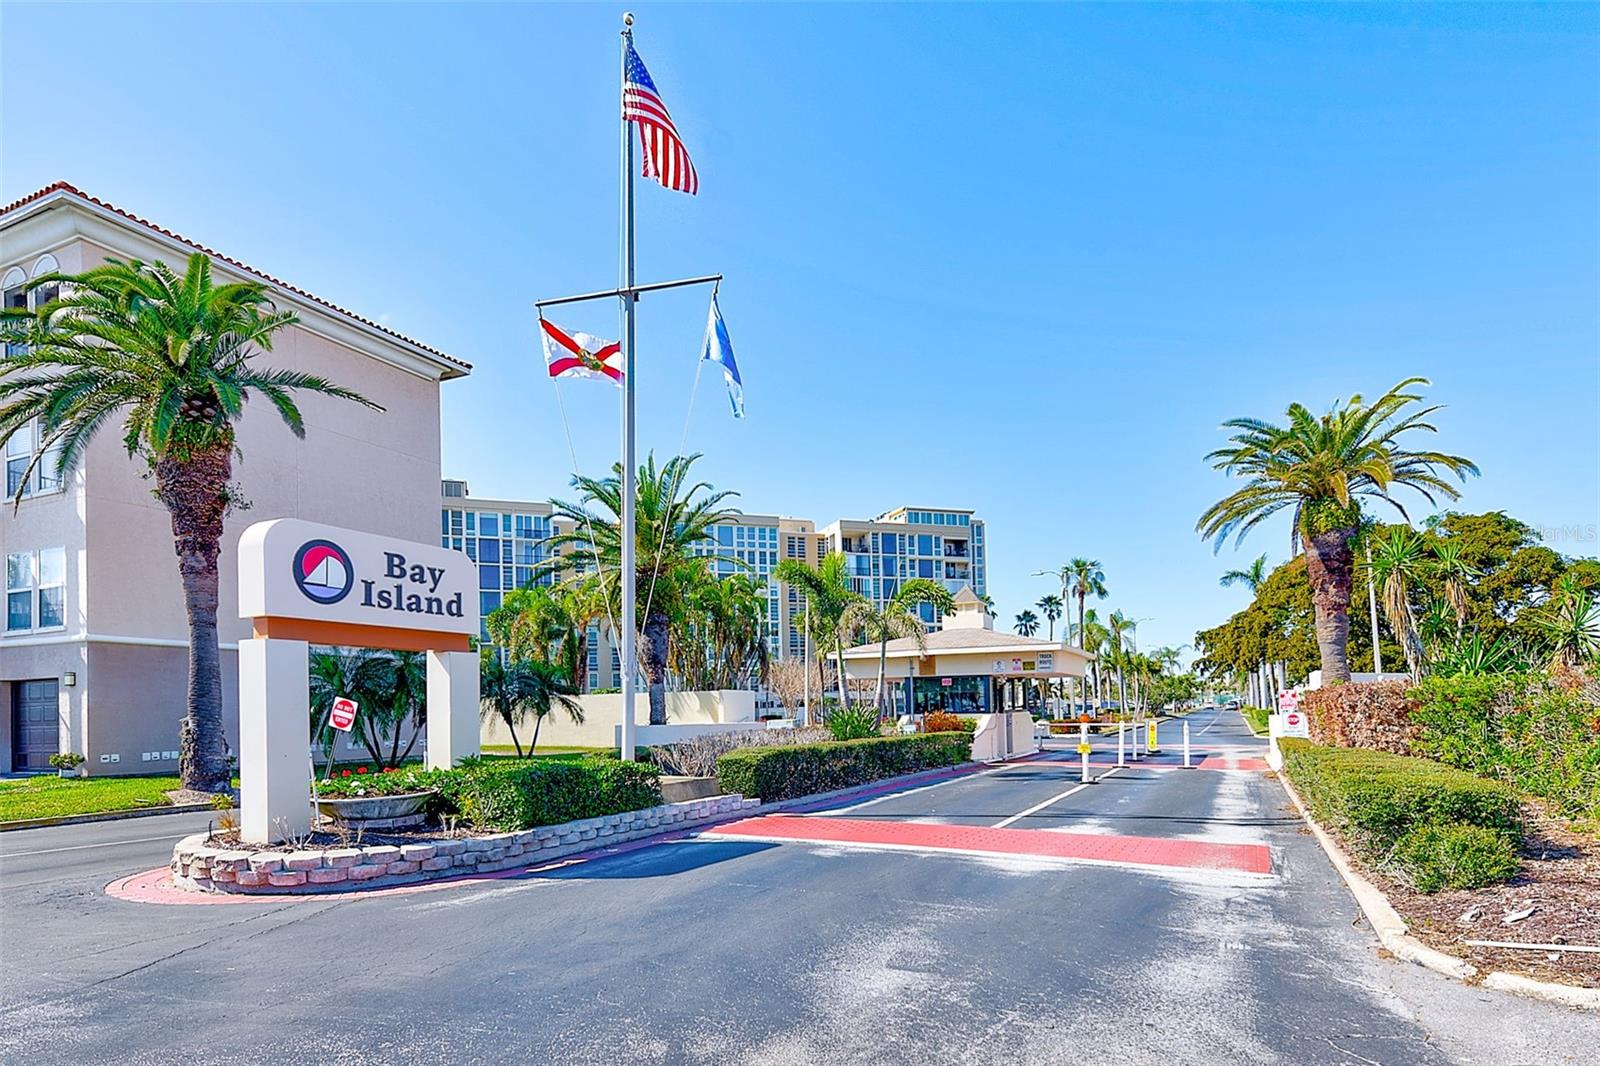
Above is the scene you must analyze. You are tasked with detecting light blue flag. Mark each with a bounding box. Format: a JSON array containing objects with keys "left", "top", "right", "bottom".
[{"left": 700, "top": 292, "right": 743, "bottom": 419}]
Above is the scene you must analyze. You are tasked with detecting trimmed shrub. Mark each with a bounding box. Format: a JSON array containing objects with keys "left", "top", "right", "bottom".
[
  {"left": 431, "top": 756, "right": 661, "bottom": 831},
  {"left": 1301, "top": 680, "right": 1418, "bottom": 753},
  {"left": 716, "top": 733, "right": 972, "bottom": 803},
  {"left": 1410, "top": 672, "right": 1600, "bottom": 821},
  {"left": 1388, "top": 823, "right": 1520, "bottom": 893},
  {"left": 1279, "top": 739, "right": 1522, "bottom": 892}
]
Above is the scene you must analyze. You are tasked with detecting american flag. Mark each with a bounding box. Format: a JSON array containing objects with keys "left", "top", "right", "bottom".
[{"left": 623, "top": 40, "right": 698, "bottom": 195}]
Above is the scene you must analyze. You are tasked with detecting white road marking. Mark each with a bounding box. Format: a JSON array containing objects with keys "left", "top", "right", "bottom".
[
  {"left": 3, "top": 833, "right": 187, "bottom": 857},
  {"left": 813, "top": 751, "right": 1074, "bottom": 817},
  {"left": 990, "top": 766, "right": 1124, "bottom": 829}
]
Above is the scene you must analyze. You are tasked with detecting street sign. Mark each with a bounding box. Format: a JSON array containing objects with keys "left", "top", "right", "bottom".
[
  {"left": 1281, "top": 709, "right": 1308, "bottom": 738},
  {"left": 330, "top": 696, "right": 358, "bottom": 732},
  {"left": 1277, "top": 689, "right": 1300, "bottom": 712}
]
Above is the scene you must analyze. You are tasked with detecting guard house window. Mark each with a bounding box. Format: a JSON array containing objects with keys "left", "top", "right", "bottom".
[{"left": 5, "top": 547, "right": 64, "bottom": 633}]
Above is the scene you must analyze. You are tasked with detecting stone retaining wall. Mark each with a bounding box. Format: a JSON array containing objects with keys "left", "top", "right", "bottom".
[{"left": 171, "top": 794, "right": 760, "bottom": 895}]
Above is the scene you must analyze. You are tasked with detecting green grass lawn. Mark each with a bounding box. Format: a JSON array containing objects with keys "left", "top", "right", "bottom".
[
  {"left": 0, "top": 774, "right": 185, "bottom": 823},
  {"left": 482, "top": 745, "right": 611, "bottom": 760}
]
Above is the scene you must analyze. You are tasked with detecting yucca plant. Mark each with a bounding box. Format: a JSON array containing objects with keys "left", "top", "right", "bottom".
[
  {"left": 0, "top": 254, "right": 377, "bottom": 791},
  {"left": 825, "top": 703, "right": 881, "bottom": 741}
]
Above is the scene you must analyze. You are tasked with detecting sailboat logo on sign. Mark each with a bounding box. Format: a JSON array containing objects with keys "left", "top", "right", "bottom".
[{"left": 293, "top": 540, "right": 354, "bottom": 605}]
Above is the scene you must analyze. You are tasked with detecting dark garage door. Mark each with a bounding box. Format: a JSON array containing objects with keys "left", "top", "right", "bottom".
[{"left": 12, "top": 680, "right": 59, "bottom": 772}]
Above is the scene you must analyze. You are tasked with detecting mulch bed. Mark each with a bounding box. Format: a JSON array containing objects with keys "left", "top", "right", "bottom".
[{"left": 1324, "top": 800, "right": 1600, "bottom": 987}]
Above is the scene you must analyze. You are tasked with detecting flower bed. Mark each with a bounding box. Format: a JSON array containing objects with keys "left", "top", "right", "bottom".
[{"left": 715, "top": 732, "right": 972, "bottom": 803}]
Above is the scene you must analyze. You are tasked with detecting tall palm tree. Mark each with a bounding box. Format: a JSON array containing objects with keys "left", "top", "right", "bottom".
[
  {"left": 1065, "top": 558, "right": 1108, "bottom": 653},
  {"left": 1197, "top": 378, "right": 1477, "bottom": 683},
  {"left": 1430, "top": 540, "right": 1481, "bottom": 639},
  {"left": 1366, "top": 526, "right": 1431, "bottom": 679},
  {"left": 1107, "top": 611, "right": 1133, "bottom": 716},
  {"left": 488, "top": 580, "right": 609, "bottom": 691},
  {"left": 1219, "top": 554, "right": 1270, "bottom": 592},
  {"left": 840, "top": 578, "right": 953, "bottom": 714},
  {"left": 549, "top": 453, "right": 738, "bottom": 725},
  {"left": 0, "top": 254, "right": 377, "bottom": 791},
  {"left": 1036, "top": 594, "right": 1064, "bottom": 640},
  {"left": 1014, "top": 610, "right": 1040, "bottom": 637},
  {"left": 774, "top": 552, "right": 865, "bottom": 711}
]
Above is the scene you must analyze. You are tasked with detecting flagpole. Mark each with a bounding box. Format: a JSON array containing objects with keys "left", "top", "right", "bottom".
[{"left": 619, "top": 12, "right": 639, "bottom": 762}]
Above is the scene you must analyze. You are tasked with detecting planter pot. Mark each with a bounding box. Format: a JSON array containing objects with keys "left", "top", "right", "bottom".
[
  {"left": 57, "top": 768, "right": 80, "bottom": 779},
  {"left": 314, "top": 789, "right": 436, "bottom": 830},
  {"left": 659, "top": 775, "right": 721, "bottom": 804}
]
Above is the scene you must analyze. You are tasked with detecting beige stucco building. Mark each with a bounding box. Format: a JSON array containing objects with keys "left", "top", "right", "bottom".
[
  {"left": 0, "top": 183, "right": 467, "bottom": 774},
  {"left": 841, "top": 588, "right": 1091, "bottom": 717}
]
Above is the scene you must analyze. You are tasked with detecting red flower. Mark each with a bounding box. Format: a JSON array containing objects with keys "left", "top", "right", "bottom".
[
  {"left": 341, "top": 769, "right": 351, "bottom": 777},
  {"left": 357, "top": 766, "right": 368, "bottom": 774}
]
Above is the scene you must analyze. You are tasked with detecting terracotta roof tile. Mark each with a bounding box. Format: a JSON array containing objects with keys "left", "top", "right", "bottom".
[{"left": 0, "top": 181, "right": 469, "bottom": 373}]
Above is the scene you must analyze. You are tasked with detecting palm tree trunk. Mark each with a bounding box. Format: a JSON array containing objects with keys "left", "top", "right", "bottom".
[
  {"left": 1303, "top": 526, "right": 1356, "bottom": 683},
  {"left": 155, "top": 446, "right": 233, "bottom": 793},
  {"left": 529, "top": 713, "right": 543, "bottom": 752},
  {"left": 508, "top": 719, "right": 524, "bottom": 758},
  {"left": 834, "top": 637, "right": 851, "bottom": 711},
  {"left": 876, "top": 638, "right": 889, "bottom": 713},
  {"left": 642, "top": 611, "right": 671, "bottom": 726}
]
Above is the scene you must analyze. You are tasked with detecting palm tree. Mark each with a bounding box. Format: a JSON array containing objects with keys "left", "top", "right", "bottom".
[
  {"left": 1219, "top": 554, "right": 1270, "bottom": 592},
  {"left": 1107, "top": 611, "right": 1133, "bottom": 716},
  {"left": 549, "top": 453, "right": 738, "bottom": 725},
  {"left": 1197, "top": 378, "right": 1477, "bottom": 684},
  {"left": 774, "top": 552, "right": 865, "bottom": 712},
  {"left": 1065, "top": 558, "right": 1108, "bottom": 652},
  {"left": 672, "top": 571, "right": 771, "bottom": 691},
  {"left": 0, "top": 254, "right": 377, "bottom": 791},
  {"left": 978, "top": 593, "right": 998, "bottom": 618},
  {"left": 478, "top": 653, "right": 583, "bottom": 756},
  {"left": 1430, "top": 540, "right": 1481, "bottom": 639},
  {"left": 1014, "top": 610, "right": 1039, "bottom": 637},
  {"left": 1366, "top": 526, "right": 1430, "bottom": 679},
  {"left": 308, "top": 647, "right": 391, "bottom": 775},
  {"left": 841, "top": 579, "right": 953, "bottom": 714},
  {"left": 1037, "top": 594, "right": 1064, "bottom": 640},
  {"left": 488, "top": 580, "right": 609, "bottom": 691}
]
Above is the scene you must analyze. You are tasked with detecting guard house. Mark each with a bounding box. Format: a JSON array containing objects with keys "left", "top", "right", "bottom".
[{"left": 839, "top": 588, "right": 1092, "bottom": 716}]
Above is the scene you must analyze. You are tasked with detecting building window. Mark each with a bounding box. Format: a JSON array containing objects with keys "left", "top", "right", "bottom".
[
  {"left": 5, "top": 418, "right": 64, "bottom": 499},
  {"left": 5, "top": 547, "right": 65, "bottom": 633}
]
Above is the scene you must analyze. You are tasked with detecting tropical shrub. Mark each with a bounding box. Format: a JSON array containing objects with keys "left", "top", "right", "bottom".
[
  {"left": 1300, "top": 680, "right": 1418, "bottom": 754},
  {"left": 825, "top": 704, "right": 882, "bottom": 741},
  {"left": 314, "top": 765, "right": 443, "bottom": 799},
  {"left": 1388, "top": 823, "right": 1520, "bottom": 893},
  {"left": 1410, "top": 672, "right": 1600, "bottom": 820},
  {"left": 1279, "top": 739, "right": 1522, "bottom": 892},
  {"left": 922, "top": 711, "right": 971, "bottom": 734},
  {"left": 429, "top": 757, "right": 661, "bottom": 831},
  {"left": 716, "top": 733, "right": 972, "bottom": 802}
]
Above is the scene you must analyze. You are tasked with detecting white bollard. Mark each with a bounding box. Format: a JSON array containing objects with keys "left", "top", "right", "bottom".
[
  {"left": 1183, "top": 721, "right": 1192, "bottom": 768},
  {"left": 1079, "top": 721, "right": 1090, "bottom": 783},
  {"left": 1117, "top": 720, "right": 1126, "bottom": 766}
]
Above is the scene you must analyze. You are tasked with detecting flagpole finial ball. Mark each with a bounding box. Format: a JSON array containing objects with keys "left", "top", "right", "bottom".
[{"left": 623, "top": 12, "right": 634, "bottom": 27}]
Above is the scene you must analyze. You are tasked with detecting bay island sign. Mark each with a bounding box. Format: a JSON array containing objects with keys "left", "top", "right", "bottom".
[
  {"left": 241, "top": 519, "right": 476, "bottom": 650},
  {"left": 236, "top": 519, "right": 479, "bottom": 843}
]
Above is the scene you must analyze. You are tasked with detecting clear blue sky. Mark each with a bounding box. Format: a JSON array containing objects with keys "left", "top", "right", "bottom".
[{"left": 4, "top": 3, "right": 1597, "bottom": 660}]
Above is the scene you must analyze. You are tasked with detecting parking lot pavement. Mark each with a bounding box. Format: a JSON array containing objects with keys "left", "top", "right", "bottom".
[{"left": 1, "top": 710, "right": 1593, "bottom": 1065}]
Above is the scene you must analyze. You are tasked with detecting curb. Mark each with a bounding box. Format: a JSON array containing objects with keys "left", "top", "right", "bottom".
[
  {"left": 0, "top": 802, "right": 214, "bottom": 833},
  {"left": 1275, "top": 771, "right": 1600, "bottom": 1011}
]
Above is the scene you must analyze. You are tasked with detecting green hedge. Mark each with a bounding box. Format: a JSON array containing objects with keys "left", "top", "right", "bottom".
[
  {"left": 431, "top": 756, "right": 661, "bottom": 831},
  {"left": 716, "top": 732, "right": 973, "bottom": 803},
  {"left": 1280, "top": 739, "right": 1522, "bottom": 892},
  {"left": 1409, "top": 673, "right": 1600, "bottom": 821}
]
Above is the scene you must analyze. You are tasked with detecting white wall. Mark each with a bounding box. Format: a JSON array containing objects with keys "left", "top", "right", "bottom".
[{"left": 481, "top": 690, "right": 757, "bottom": 751}]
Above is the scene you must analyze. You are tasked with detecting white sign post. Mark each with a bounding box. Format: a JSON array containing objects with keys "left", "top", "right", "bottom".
[{"left": 237, "top": 519, "right": 479, "bottom": 844}]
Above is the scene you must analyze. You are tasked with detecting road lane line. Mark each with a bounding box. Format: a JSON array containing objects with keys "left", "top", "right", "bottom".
[
  {"left": 813, "top": 750, "right": 1076, "bottom": 817},
  {"left": 4, "top": 832, "right": 189, "bottom": 857},
  {"left": 990, "top": 766, "right": 1124, "bottom": 829}
]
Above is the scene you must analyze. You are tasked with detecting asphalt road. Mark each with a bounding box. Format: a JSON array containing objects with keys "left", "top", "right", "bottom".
[{"left": 1, "top": 707, "right": 1591, "bottom": 1065}]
